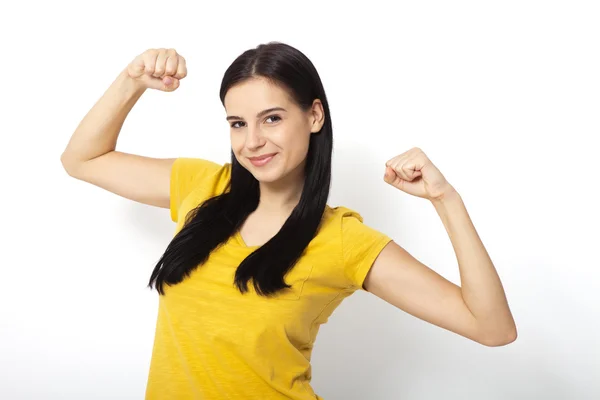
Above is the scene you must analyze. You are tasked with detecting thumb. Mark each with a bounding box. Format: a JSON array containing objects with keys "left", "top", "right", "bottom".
[
  {"left": 142, "top": 75, "right": 180, "bottom": 92},
  {"left": 160, "top": 76, "right": 179, "bottom": 92},
  {"left": 384, "top": 167, "right": 408, "bottom": 191},
  {"left": 383, "top": 167, "right": 395, "bottom": 183}
]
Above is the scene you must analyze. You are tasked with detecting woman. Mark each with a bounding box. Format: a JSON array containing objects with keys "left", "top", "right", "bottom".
[{"left": 61, "top": 42, "right": 517, "bottom": 399}]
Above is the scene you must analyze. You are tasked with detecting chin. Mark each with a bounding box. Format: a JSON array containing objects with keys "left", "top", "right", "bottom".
[{"left": 248, "top": 167, "right": 283, "bottom": 183}]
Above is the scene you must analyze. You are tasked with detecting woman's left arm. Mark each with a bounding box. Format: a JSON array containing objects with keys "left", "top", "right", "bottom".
[{"left": 364, "top": 148, "right": 517, "bottom": 347}]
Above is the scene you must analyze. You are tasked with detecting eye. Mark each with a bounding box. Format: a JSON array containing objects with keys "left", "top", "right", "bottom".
[
  {"left": 230, "top": 121, "right": 245, "bottom": 128},
  {"left": 265, "top": 115, "right": 281, "bottom": 124}
]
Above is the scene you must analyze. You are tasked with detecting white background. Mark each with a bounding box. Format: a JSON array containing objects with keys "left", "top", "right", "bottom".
[{"left": 1, "top": 1, "right": 598, "bottom": 399}]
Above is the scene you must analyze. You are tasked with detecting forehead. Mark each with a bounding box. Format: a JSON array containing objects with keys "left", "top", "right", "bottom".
[{"left": 224, "top": 77, "right": 293, "bottom": 114}]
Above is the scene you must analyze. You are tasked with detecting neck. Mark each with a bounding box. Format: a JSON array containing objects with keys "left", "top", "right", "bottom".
[{"left": 256, "top": 169, "right": 304, "bottom": 214}]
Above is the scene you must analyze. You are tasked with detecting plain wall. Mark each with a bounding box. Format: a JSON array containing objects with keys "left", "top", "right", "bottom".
[{"left": 1, "top": 0, "right": 598, "bottom": 399}]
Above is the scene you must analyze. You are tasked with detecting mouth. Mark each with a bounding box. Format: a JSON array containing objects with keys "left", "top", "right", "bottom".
[{"left": 247, "top": 153, "right": 277, "bottom": 167}]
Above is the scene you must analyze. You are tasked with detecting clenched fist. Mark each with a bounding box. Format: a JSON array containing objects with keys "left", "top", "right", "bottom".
[{"left": 127, "top": 48, "right": 187, "bottom": 92}]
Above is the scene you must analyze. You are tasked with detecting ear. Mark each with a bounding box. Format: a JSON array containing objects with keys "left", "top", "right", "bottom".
[{"left": 309, "top": 99, "right": 325, "bottom": 133}]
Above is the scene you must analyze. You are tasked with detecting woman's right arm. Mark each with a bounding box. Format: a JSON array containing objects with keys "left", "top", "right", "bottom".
[{"left": 60, "top": 48, "right": 186, "bottom": 209}]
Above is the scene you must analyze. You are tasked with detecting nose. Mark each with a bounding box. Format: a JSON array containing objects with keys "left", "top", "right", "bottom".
[{"left": 244, "top": 125, "right": 266, "bottom": 150}]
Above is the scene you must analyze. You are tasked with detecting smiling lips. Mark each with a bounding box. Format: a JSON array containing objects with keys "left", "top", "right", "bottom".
[{"left": 248, "top": 153, "right": 277, "bottom": 166}]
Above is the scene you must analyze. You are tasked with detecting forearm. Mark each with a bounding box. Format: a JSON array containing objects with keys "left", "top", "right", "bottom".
[
  {"left": 61, "top": 68, "right": 146, "bottom": 171},
  {"left": 431, "top": 188, "right": 517, "bottom": 341}
]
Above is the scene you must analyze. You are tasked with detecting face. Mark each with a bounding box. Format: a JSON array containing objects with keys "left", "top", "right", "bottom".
[{"left": 224, "top": 77, "right": 324, "bottom": 184}]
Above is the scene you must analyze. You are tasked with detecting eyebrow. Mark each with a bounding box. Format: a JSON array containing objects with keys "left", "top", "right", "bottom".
[{"left": 226, "top": 107, "right": 287, "bottom": 121}]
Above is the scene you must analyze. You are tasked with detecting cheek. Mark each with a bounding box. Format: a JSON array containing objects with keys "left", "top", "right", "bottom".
[
  {"left": 230, "top": 133, "right": 244, "bottom": 151},
  {"left": 230, "top": 136, "right": 246, "bottom": 164},
  {"left": 282, "top": 131, "right": 310, "bottom": 160}
]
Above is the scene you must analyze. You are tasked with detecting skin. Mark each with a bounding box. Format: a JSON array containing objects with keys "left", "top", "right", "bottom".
[{"left": 223, "top": 77, "right": 324, "bottom": 215}]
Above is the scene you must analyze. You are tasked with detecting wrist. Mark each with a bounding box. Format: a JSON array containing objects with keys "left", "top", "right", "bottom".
[
  {"left": 117, "top": 68, "right": 147, "bottom": 96},
  {"left": 430, "top": 185, "right": 459, "bottom": 205}
]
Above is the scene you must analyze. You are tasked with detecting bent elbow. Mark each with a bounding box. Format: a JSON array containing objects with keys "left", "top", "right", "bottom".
[{"left": 480, "top": 328, "right": 518, "bottom": 347}]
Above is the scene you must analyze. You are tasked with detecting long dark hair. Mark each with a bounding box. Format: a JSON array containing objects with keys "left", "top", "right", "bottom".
[{"left": 148, "top": 42, "right": 333, "bottom": 297}]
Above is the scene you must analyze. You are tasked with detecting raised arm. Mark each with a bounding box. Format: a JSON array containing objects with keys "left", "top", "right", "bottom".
[{"left": 60, "top": 48, "right": 187, "bottom": 208}]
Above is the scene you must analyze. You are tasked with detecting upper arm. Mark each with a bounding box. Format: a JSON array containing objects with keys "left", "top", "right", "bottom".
[
  {"left": 62, "top": 151, "right": 176, "bottom": 209},
  {"left": 363, "top": 241, "right": 484, "bottom": 344}
]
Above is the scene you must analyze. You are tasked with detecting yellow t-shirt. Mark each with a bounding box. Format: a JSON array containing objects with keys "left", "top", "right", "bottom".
[{"left": 145, "top": 158, "right": 393, "bottom": 399}]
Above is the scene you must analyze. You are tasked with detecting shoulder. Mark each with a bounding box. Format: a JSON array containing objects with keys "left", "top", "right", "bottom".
[
  {"left": 321, "top": 205, "right": 365, "bottom": 230},
  {"left": 320, "top": 205, "right": 388, "bottom": 245},
  {"left": 319, "top": 205, "right": 393, "bottom": 290},
  {"left": 173, "top": 158, "right": 231, "bottom": 193},
  {"left": 170, "top": 158, "right": 231, "bottom": 223},
  {"left": 323, "top": 204, "right": 361, "bottom": 220}
]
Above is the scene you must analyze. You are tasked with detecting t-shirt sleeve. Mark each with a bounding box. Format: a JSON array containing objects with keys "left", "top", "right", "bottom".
[
  {"left": 341, "top": 211, "right": 393, "bottom": 291},
  {"left": 169, "top": 157, "right": 231, "bottom": 223}
]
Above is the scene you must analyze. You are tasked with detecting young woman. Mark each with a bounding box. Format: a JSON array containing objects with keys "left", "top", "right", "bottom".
[{"left": 61, "top": 42, "right": 517, "bottom": 399}]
